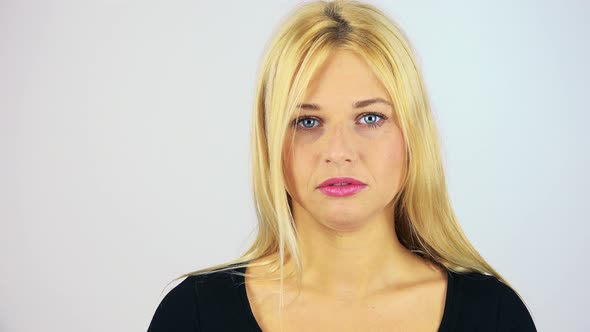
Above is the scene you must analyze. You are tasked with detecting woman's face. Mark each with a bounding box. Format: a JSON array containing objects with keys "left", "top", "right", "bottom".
[{"left": 283, "top": 48, "right": 406, "bottom": 231}]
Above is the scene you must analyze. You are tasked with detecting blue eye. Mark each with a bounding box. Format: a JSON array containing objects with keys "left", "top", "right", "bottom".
[
  {"left": 299, "top": 118, "right": 319, "bottom": 129},
  {"left": 291, "top": 112, "right": 387, "bottom": 130},
  {"left": 359, "top": 113, "right": 384, "bottom": 128}
]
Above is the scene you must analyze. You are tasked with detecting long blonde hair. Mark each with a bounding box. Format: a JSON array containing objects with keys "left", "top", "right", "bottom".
[{"left": 175, "top": 0, "right": 520, "bottom": 318}]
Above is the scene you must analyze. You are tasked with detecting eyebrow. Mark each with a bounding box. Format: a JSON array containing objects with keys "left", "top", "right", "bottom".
[{"left": 296, "top": 98, "right": 392, "bottom": 111}]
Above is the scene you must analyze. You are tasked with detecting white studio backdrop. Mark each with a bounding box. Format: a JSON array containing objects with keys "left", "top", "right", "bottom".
[{"left": 1, "top": 0, "right": 588, "bottom": 331}]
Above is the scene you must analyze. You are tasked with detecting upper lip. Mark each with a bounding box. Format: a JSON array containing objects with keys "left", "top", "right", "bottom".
[{"left": 317, "top": 177, "right": 366, "bottom": 188}]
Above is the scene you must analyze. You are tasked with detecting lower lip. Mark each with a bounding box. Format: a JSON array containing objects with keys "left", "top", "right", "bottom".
[{"left": 318, "top": 184, "right": 367, "bottom": 197}]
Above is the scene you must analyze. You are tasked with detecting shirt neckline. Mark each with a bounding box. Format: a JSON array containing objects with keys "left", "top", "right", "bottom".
[{"left": 235, "top": 265, "right": 455, "bottom": 332}]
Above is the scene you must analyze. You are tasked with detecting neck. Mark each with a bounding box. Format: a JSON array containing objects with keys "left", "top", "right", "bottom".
[{"left": 286, "top": 207, "right": 424, "bottom": 300}]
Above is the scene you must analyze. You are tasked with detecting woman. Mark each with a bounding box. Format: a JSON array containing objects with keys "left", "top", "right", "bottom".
[{"left": 147, "top": 1, "right": 537, "bottom": 331}]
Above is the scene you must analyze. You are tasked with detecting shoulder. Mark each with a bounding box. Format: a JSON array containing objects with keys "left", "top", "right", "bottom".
[
  {"left": 446, "top": 271, "right": 537, "bottom": 331},
  {"left": 146, "top": 275, "right": 201, "bottom": 332},
  {"left": 147, "top": 267, "right": 244, "bottom": 332},
  {"left": 450, "top": 271, "right": 500, "bottom": 300}
]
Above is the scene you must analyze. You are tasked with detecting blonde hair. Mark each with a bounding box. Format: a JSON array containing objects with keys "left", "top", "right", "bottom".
[{"left": 174, "top": 0, "right": 524, "bottom": 324}]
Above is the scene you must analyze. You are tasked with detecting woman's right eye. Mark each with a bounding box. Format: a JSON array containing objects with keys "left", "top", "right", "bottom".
[{"left": 292, "top": 117, "right": 319, "bottom": 129}]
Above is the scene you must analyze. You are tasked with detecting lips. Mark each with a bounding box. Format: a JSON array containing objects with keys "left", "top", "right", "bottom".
[
  {"left": 316, "top": 177, "right": 367, "bottom": 197},
  {"left": 317, "top": 177, "right": 366, "bottom": 188}
]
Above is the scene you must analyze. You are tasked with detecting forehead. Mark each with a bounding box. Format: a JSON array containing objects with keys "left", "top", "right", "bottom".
[{"left": 303, "top": 49, "right": 389, "bottom": 102}]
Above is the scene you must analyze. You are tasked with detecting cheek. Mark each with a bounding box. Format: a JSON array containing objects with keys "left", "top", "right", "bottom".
[
  {"left": 376, "top": 133, "right": 406, "bottom": 182},
  {"left": 282, "top": 149, "right": 294, "bottom": 189},
  {"left": 283, "top": 144, "right": 306, "bottom": 194},
  {"left": 290, "top": 146, "right": 312, "bottom": 181},
  {"left": 387, "top": 139, "right": 405, "bottom": 164},
  {"left": 283, "top": 143, "right": 316, "bottom": 198}
]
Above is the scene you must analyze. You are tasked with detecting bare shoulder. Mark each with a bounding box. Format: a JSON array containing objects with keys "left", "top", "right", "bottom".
[
  {"left": 244, "top": 257, "right": 297, "bottom": 302},
  {"left": 244, "top": 256, "right": 450, "bottom": 331},
  {"left": 403, "top": 254, "right": 448, "bottom": 290}
]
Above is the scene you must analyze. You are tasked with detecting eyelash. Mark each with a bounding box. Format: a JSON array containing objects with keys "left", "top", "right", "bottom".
[{"left": 291, "top": 112, "right": 388, "bottom": 130}]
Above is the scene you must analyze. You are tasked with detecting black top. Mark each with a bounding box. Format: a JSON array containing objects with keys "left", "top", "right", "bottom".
[{"left": 147, "top": 264, "right": 537, "bottom": 331}]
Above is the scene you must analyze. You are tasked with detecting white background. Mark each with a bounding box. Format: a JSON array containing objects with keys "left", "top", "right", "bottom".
[{"left": 1, "top": 0, "right": 588, "bottom": 331}]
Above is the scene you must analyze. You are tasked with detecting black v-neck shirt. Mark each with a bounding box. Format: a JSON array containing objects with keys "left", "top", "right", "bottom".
[{"left": 147, "top": 264, "right": 537, "bottom": 331}]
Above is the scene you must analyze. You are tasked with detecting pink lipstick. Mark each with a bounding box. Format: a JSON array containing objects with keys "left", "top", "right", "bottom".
[{"left": 316, "top": 177, "right": 367, "bottom": 197}]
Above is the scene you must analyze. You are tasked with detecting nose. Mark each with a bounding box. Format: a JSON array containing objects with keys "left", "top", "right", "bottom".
[{"left": 323, "top": 122, "right": 356, "bottom": 165}]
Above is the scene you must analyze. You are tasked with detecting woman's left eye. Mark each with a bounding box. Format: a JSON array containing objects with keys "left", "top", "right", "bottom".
[
  {"left": 291, "top": 112, "right": 388, "bottom": 130},
  {"left": 358, "top": 113, "right": 387, "bottom": 128}
]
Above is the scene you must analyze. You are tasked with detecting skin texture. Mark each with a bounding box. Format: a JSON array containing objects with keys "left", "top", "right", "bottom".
[{"left": 246, "top": 48, "right": 448, "bottom": 331}]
